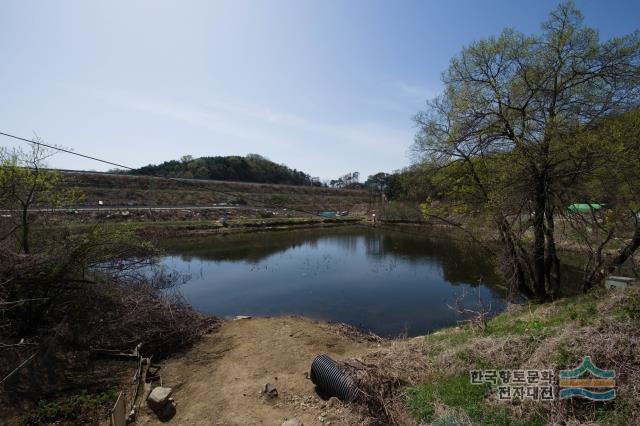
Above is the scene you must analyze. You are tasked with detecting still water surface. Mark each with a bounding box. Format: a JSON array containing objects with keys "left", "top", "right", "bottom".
[{"left": 158, "top": 226, "right": 509, "bottom": 336}]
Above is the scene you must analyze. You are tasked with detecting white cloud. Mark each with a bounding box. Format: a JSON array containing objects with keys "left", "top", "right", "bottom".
[
  {"left": 93, "top": 88, "right": 413, "bottom": 179},
  {"left": 396, "top": 81, "right": 439, "bottom": 102}
]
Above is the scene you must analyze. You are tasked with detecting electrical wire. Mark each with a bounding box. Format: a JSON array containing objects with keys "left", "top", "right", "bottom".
[{"left": 0, "top": 131, "right": 346, "bottom": 218}]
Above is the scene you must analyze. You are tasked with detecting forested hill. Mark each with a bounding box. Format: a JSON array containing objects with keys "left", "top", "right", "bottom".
[{"left": 130, "top": 154, "right": 318, "bottom": 186}]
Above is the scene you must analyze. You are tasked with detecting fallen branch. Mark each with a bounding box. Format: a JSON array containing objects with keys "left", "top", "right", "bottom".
[
  {"left": 0, "top": 297, "right": 49, "bottom": 307},
  {"left": 0, "top": 351, "right": 37, "bottom": 385}
]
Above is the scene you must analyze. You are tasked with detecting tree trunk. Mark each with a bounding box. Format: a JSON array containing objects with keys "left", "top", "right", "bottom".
[
  {"left": 498, "top": 219, "right": 533, "bottom": 298},
  {"left": 610, "top": 223, "right": 640, "bottom": 271},
  {"left": 544, "top": 202, "right": 561, "bottom": 296},
  {"left": 585, "top": 221, "right": 640, "bottom": 290},
  {"left": 531, "top": 178, "right": 548, "bottom": 298},
  {"left": 21, "top": 205, "right": 30, "bottom": 254}
]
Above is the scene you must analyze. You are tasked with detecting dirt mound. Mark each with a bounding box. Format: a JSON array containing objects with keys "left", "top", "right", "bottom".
[{"left": 138, "top": 316, "right": 377, "bottom": 426}]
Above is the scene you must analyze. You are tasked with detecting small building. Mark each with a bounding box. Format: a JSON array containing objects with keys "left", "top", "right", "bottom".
[{"left": 605, "top": 276, "right": 636, "bottom": 290}]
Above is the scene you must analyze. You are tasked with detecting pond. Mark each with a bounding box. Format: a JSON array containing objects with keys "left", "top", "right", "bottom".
[{"left": 157, "top": 226, "right": 510, "bottom": 337}]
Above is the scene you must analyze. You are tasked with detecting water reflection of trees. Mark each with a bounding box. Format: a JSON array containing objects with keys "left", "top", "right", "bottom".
[
  {"left": 161, "top": 227, "right": 504, "bottom": 292},
  {"left": 160, "top": 228, "right": 365, "bottom": 263},
  {"left": 366, "top": 230, "right": 500, "bottom": 287}
]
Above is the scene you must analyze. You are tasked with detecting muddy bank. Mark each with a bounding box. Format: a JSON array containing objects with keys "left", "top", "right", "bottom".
[{"left": 135, "top": 217, "right": 364, "bottom": 238}]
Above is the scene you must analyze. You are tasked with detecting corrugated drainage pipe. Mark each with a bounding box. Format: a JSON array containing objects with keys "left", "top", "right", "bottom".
[{"left": 310, "top": 354, "right": 358, "bottom": 402}]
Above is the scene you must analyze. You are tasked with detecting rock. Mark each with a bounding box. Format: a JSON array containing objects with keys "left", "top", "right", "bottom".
[
  {"left": 156, "top": 400, "right": 176, "bottom": 421},
  {"left": 282, "top": 419, "right": 304, "bottom": 426},
  {"left": 328, "top": 396, "right": 340, "bottom": 407},
  {"left": 147, "top": 386, "right": 173, "bottom": 411},
  {"left": 263, "top": 383, "right": 278, "bottom": 398}
]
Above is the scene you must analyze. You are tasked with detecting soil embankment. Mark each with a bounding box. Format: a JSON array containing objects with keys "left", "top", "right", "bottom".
[
  {"left": 61, "top": 171, "right": 371, "bottom": 213},
  {"left": 45, "top": 170, "right": 374, "bottom": 237},
  {"left": 137, "top": 287, "right": 640, "bottom": 425},
  {"left": 138, "top": 317, "right": 376, "bottom": 426}
]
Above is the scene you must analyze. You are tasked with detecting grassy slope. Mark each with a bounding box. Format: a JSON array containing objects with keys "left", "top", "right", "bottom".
[{"left": 406, "top": 287, "right": 640, "bottom": 425}]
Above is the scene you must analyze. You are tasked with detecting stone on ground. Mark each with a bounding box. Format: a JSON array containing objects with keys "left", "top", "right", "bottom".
[
  {"left": 263, "top": 383, "right": 278, "bottom": 398},
  {"left": 147, "top": 386, "right": 173, "bottom": 411},
  {"left": 328, "top": 396, "right": 340, "bottom": 407}
]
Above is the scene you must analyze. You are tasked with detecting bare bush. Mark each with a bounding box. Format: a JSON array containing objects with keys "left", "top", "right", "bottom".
[
  {"left": 447, "top": 287, "right": 492, "bottom": 329},
  {"left": 0, "top": 144, "right": 219, "bottom": 415},
  {"left": 89, "top": 275, "right": 220, "bottom": 358},
  {"left": 338, "top": 338, "right": 431, "bottom": 425}
]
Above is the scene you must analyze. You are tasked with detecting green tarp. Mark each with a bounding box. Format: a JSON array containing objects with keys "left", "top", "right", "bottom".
[
  {"left": 567, "top": 203, "right": 604, "bottom": 213},
  {"left": 319, "top": 211, "right": 337, "bottom": 218}
]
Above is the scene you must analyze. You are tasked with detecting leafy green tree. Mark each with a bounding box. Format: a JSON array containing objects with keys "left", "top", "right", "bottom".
[
  {"left": 365, "top": 172, "right": 390, "bottom": 192},
  {"left": 384, "top": 165, "right": 436, "bottom": 202},
  {"left": 329, "top": 172, "right": 361, "bottom": 188},
  {"left": 560, "top": 110, "right": 640, "bottom": 288},
  {"left": 0, "top": 144, "right": 79, "bottom": 254},
  {"left": 134, "top": 154, "right": 313, "bottom": 185},
  {"left": 413, "top": 2, "right": 640, "bottom": 298}
]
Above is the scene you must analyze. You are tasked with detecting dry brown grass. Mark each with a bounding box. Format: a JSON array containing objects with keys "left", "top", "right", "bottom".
[
  {"left": 61, "top": 171, "right": 371, "bottom": 212},
  {"left": 339, "top": 286, "right": 640, "bottom": 425},
  {"left": 337, "top": 338, "right": 431, "bottom": 425}
]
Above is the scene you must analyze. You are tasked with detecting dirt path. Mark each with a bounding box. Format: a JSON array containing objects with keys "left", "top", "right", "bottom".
[{"left": 138, "top": 317, "right": 376, "bottom": 426}]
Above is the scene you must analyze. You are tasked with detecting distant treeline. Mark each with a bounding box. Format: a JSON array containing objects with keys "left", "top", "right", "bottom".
[
  {"left": 129, "top": 154, "right": 320, "bottom": 186},
  {"left": 363, "top": 167, "right": 433, "bottom": 201}
]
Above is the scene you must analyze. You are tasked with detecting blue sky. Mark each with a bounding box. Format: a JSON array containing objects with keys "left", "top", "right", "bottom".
[{"left": 1, "top": 1, "right": 638, "bottom": 180}]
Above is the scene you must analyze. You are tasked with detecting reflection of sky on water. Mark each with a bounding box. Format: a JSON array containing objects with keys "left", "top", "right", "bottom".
[{"left": 157, "top": 227, "right": 507, "bottom": 337}]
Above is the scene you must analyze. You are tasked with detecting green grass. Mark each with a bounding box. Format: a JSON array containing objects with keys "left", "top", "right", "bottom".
[
  {"left": 617, "top": 296, "right": 640, "bottom": 321},
  {"left": 421, "top": 291, "right": 605, "bottom": 366},
  {"left": 553, "top": 342, "right": 578, "bottom": 365},
  {"left": 407, "top": 376, "right": 544, "bottom": 426},
  {"left": 407, "top": 376, "right": 489, "bottom": 422},
  {"left": 486, "top": 317, "right": 546, "bottom": 335},
  {"left": 424, "top": 327, "right": 474, "bottom": 346},
  {"left": 455, "top": 351, "right": 496, "bottom": 370},
  {"left": 409, "top": 288, "right": 629, "bottom": 425},
  {"left": 28, "top": 387, "right": 119, "bottom": 424},
  {"left": 593, "top": 399, "right": 632, "bottom": 426},
  {"left": 484, "top": 293, "right": 600, "bottom": 338}
]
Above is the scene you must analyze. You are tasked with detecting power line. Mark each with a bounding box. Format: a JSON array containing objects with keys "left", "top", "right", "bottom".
[
  {"left": 0, "top": 130, "right": 334, "bottom": 218},
  {"left": 0, "top": 131, "right": 134, "bottom": 171}
]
